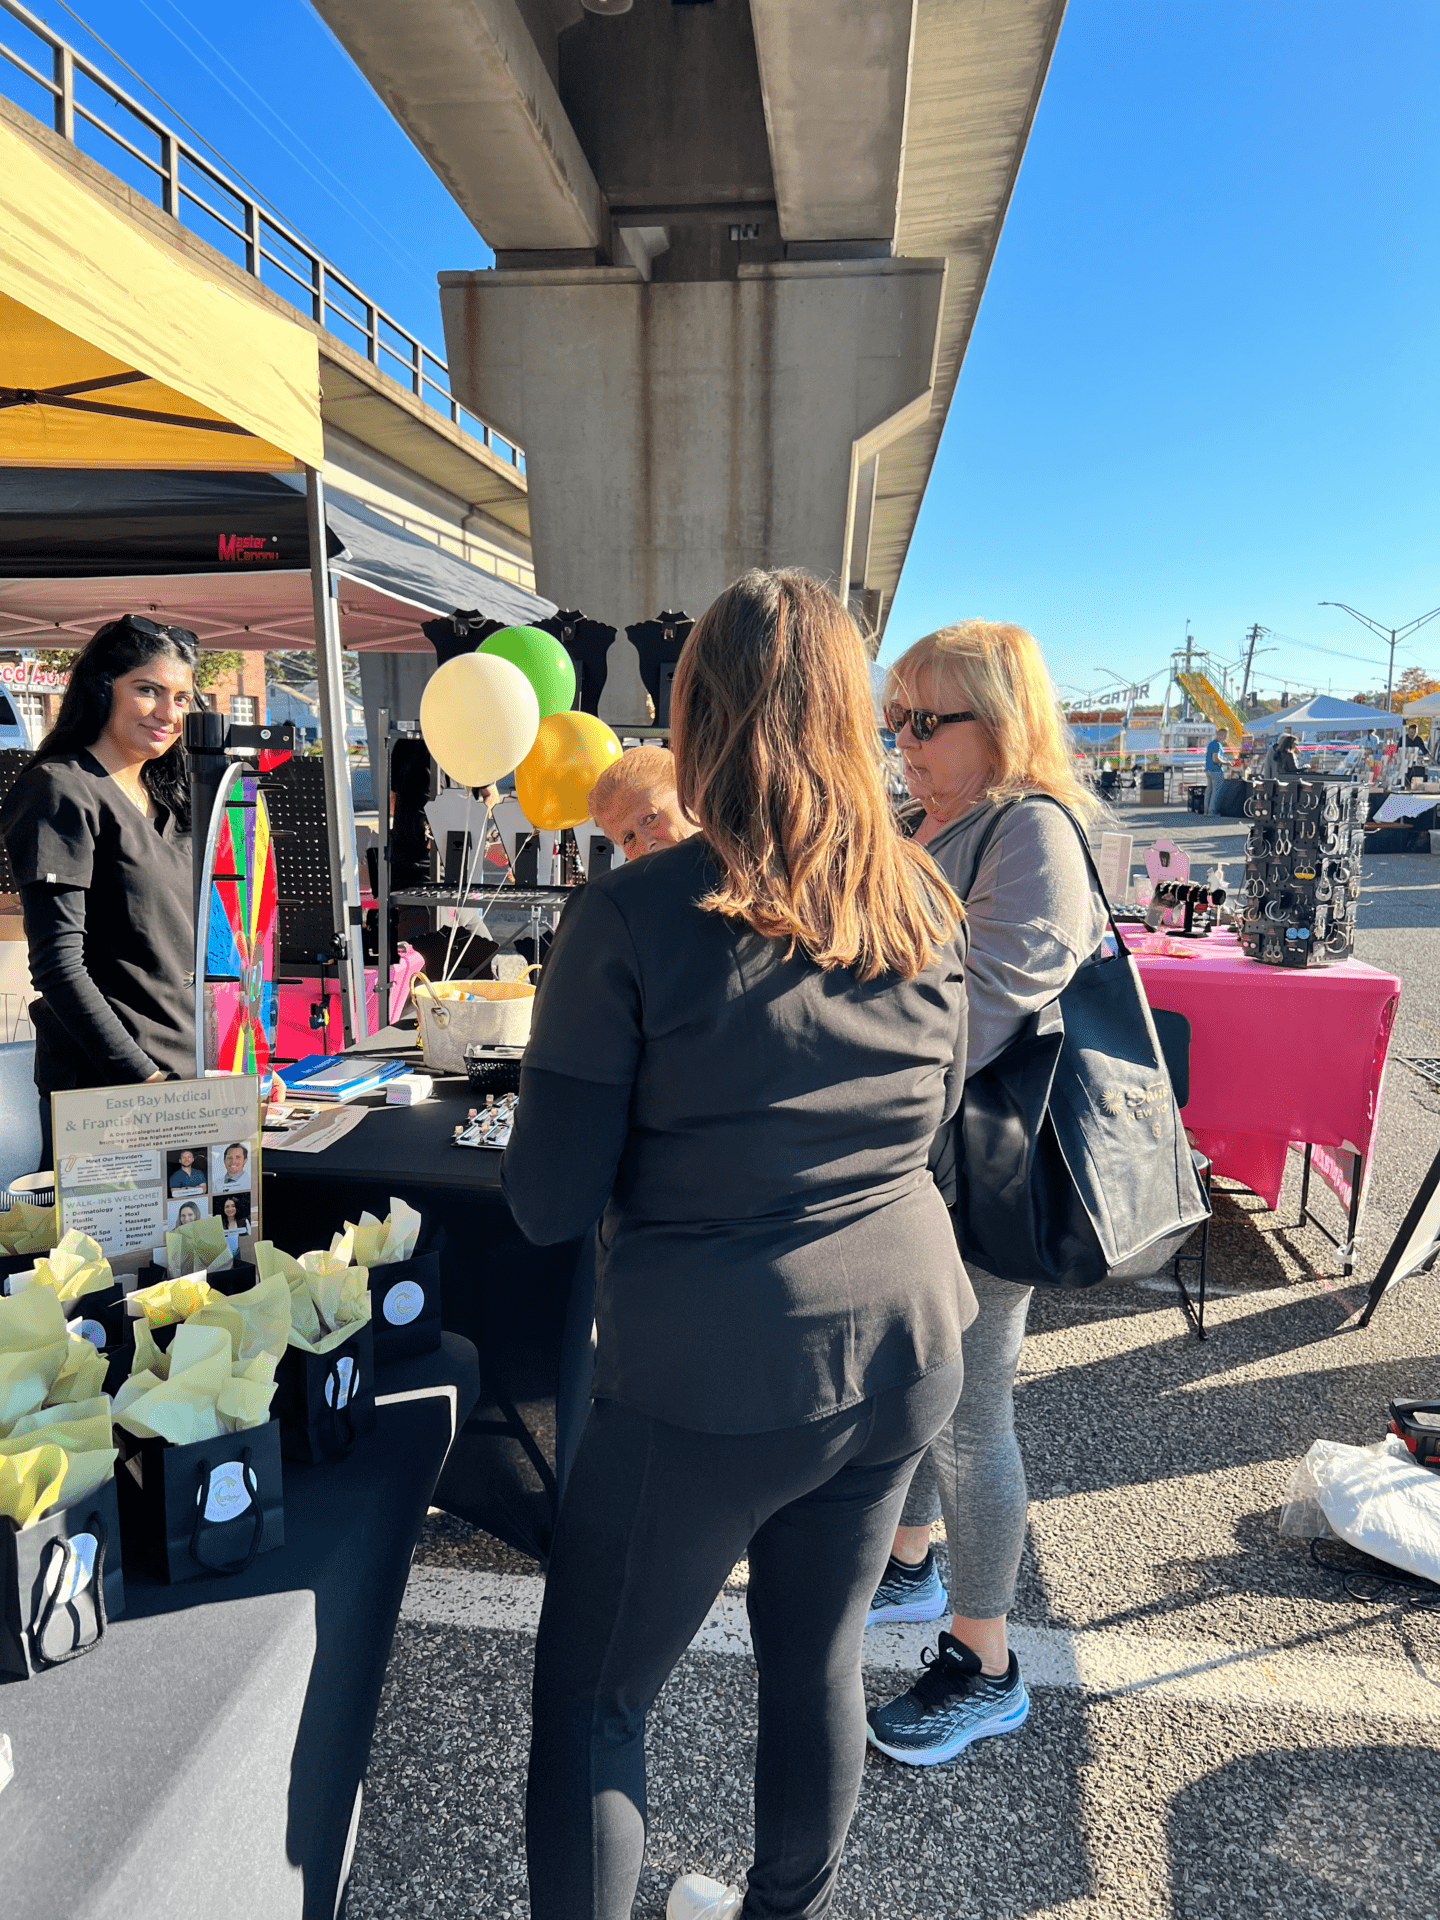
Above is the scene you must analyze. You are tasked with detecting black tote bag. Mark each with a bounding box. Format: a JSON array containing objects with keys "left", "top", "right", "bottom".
[{"left": 948, "top": 797, "right": 1210, "bottom": 1287}]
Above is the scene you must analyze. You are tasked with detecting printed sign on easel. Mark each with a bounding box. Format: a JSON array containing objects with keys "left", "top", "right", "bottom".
[{"left": 52, "top": 1076, "right": 261, "bottom": 1261}]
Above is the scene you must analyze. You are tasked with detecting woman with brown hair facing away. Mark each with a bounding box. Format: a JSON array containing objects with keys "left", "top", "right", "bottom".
[
  {"left": 864, "top": 620, "right": 1105, "bottom": 1767},
  {"left": 502, "top": 571, "right": 973, "bottom": 1920}
]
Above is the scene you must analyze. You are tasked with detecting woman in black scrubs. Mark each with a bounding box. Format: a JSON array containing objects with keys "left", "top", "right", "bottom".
[{"left": 0, "top": 616, "right": 198, "bottom": 1162}]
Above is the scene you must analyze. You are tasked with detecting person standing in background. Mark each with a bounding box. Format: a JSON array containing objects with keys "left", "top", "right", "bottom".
[
  {"left": 866, "top": 619, "right": 1106, "bottom": 1768},
  {"left": 1203, "top": 730, "right": 1225, "bottom": 813}
]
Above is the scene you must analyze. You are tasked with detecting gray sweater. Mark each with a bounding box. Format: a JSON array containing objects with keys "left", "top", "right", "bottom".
[{"left": 918, "top": 795, "right": 1107, "bottom": 1074}]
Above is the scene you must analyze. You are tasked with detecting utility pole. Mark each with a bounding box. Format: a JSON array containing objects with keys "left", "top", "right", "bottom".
[
  {"left": 1319, "top": 601, "right": 1440, "bottom": 712},
  {"left": 1239, "top": 623, "right": 1268, "bottom": 707}
]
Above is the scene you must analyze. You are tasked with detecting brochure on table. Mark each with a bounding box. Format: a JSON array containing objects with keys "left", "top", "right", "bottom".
[{"left": 52, "top": 1075, "right": 262, "bottom": 1260}]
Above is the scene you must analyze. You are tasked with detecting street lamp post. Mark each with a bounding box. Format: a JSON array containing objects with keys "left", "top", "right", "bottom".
[{"left": 1319, "top": 601, "right": 1440, "bottom": 713}]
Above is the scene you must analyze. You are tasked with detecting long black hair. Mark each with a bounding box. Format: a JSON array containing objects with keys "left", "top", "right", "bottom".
[{"left": 32, "top": 617, "right": 198, "bottom": 826}]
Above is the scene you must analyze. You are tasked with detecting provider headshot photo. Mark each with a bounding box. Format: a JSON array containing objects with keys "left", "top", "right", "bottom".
[
  {"left": 167, "top": 1147, "right": 207, "bottom": 1196},
  {"left": 211, "top": 1141, "right": 251, "bottom": 1192},
  {"left": 168, "top": 1197, "right": 203, "bottom": 1229},
  {"left": 213, "top": 1190, "right": 251, "bottom": 1233}
]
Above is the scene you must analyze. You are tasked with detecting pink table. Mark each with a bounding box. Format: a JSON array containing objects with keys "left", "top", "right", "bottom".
[{"left": 1128, "top": 929, "right": 1400, "bottom": 1246}]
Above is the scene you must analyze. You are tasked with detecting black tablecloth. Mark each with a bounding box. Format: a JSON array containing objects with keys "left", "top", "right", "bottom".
[
  {"left": 261, "top": 1048, "right": 588, "bottom": 1560},
  {"left": 0, "top": 1334, "right": 479, "bottom": 1920}
]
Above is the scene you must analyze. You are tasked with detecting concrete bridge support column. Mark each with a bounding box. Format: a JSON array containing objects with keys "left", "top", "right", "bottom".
[{"left": 439, "top": 256, "right": 945, "bottom": 638}]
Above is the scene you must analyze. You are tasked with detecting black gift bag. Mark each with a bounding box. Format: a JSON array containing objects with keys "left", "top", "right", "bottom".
[
  {"left": 62, "top": 1281, "right": 127, "bottom": 1357},
  {"left": 274, "top": 1319, "right": 377, "bottom": 1464},
  {"left": 116, "top": 1419, "right": 284, "bottom": 1584},
  {"left": 1, "top": 1475, "right": 124, "bottom": 1677},
  {"left": 369, "top": 1250, "right": 443, "bottom": 1367}
]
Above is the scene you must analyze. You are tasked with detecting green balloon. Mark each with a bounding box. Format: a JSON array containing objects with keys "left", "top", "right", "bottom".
[{"left": 477, "top": 625, "right": 576, "bottom": 720}]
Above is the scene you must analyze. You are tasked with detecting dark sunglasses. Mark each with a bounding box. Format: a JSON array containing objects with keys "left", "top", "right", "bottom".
[
  {"left": 884, "top": 701, "right": 976, "bottom": 744},
  {"left": 118, "top": 613, "right": 199, "bottom": 648}
]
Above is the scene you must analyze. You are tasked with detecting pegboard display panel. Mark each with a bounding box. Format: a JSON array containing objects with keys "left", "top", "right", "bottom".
[
  {"left": 262, "top": 755, "right": 337, "bottom": 966},
  {"left": 0, "top": 748, "right": 28, "bottom": 895},
  {"left": 0, "top": 748, "right": 338, "bottom": 969},
  {"left": 1240, "top": 776, "right": 1365, "bottom": 967}
]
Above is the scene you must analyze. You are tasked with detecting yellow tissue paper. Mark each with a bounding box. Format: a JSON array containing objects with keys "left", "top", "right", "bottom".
[
  {"left": 293, "top": 1246, "right": 369, "bottom": 1355},
  {"left": 348, "top": 1197, "right": 422, "bottom": 1270},
  {"left": 0, "top": 1286, "right": 71, "bottom": 1428},
  {"left": 6, "top": 1394, "right": 111, "bottom": 1439},
  {"left": 131, "top": 1273, "right": 216, "bottom": 1329},
  {"left": 0, "top": 1405, "right": 111, "bottom": 1460},
  {"left": 114, "top": 1319, "right": 277, "bottom": 1445},
  {"left": 0, "top": 1443, "right": 68, "bottom": 1529},
  {"left": 164, "top": 1212, "right": 232, "bottom": 1277},
  {"left": 0, "top": 1199, "right": 59, "bottom": 1257},
  {"left": 0, "top": 1409, "right": 116, "bottom": 1517},
  {"left": 187, "top": 1269, "right": 290, "bottom": 1365},
  {"left": 46, "top": 1332, "right": 110, "bottom": 1407},
  {"left": 9, "top": 1231, "right": 113, "bottom": 1304},
  {"left": 253, "top": 1239, "right": 370, "bottom": 1355}
]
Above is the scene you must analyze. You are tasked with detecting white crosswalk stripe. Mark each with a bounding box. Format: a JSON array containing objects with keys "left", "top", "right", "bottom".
[{"left": 400, "top": 1564, "right": 1440, "bottom": 1722}]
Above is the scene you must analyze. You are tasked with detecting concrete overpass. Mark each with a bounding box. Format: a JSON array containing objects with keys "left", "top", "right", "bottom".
[{"left": 313, "top": 0, "right": 1066, "bottom": 642}]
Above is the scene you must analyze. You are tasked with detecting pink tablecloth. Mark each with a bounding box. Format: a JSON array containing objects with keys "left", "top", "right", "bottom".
[{"left": 1129, "top": 930, "right": 1400, "bottom": 1208}]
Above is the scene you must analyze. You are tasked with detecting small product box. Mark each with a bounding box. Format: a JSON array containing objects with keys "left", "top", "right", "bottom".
[
  {"left": 0, "top": 1476, "right": 124, "bottom": 1678},
  {"left": 116, "top": 1419, "right": 284, "bottom": 1584}
]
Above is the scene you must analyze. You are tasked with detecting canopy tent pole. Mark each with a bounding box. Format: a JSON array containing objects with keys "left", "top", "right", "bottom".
[{"left": 306, "top": 464, "right": 369, "bottom": 1046}]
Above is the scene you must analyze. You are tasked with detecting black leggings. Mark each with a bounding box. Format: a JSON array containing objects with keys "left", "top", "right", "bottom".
[{"left": 526, "top": 1356, "right": 965, "bottom": 1920}]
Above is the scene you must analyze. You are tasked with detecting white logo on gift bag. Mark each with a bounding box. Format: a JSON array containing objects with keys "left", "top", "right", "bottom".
[
  {"left": 50, "top": 1532, "right": 97, "bottom": 1606},
  {"left": 78, "top": 1318, "right": 107, "bottom": 1349},
  {"left": 383, "top": 1280, "right": 424, "bottom": 1327},
  {"left": 201, "top": 1460, "right": 253, "bottom": 1524},
  {"left": 325, "top": 1355, "right": 358, "bottom": 1408}
]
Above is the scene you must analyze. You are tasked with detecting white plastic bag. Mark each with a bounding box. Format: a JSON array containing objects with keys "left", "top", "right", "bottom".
[{"left": 1279, "top": 1436, "right": 1440, "bottom": 1584}]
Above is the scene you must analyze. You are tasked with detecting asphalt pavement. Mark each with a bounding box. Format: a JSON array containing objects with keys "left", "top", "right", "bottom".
[{"left": 346, "top": 803, "right": 1440, "bottom": 1920}]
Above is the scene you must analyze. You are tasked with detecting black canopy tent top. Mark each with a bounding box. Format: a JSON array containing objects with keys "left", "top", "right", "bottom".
[{"left": 0, "top": 468, "right": 554, "bottom": 652}]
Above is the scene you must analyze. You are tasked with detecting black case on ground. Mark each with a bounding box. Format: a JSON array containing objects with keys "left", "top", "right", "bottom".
[{"left": 0, "top": 1475, "right": 125, "bottom": 1677}]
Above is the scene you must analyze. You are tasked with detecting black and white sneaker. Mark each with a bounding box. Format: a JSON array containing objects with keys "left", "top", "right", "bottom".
[
  {"left": 867, "top": 1632, "right": 1029, "bottom": 1765},
  {"left": 865, "top": 1548, "right": 948, "bottom": 1626}
]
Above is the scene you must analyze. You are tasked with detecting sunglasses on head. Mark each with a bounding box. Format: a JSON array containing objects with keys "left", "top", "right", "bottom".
[
  {"left": 117, "top": 614, "right": 199, "bottom": 648},
  {"left": 884, "top": 701, "right": 976, "bottom": 745}
]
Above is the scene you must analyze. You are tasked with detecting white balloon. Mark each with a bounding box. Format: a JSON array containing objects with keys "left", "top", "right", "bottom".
[{"left": 419, "top": 652, "right": 540, "bottom": 787}]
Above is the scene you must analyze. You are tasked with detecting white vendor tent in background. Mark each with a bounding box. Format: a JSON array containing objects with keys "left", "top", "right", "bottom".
[
  {"left": 1249, "top": 695, "right": 1404, "bottom": 735},
  {"left": 1402, "top": 690, "right": 1440, "bottom": 717}
]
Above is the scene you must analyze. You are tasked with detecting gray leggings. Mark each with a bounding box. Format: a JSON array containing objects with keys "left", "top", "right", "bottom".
[{"left": 899, "top": 1269, "right": 1034, "bottom": 1618}]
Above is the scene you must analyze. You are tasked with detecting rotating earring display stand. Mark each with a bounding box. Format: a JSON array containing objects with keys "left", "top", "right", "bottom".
[{"left": 1239, "top": 775, "right": 1365, "bottom": 968}]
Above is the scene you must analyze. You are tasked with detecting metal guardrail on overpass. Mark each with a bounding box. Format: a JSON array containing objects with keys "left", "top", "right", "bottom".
[{"left": 0, "top": 0, "right": 525, "bottom": 474}]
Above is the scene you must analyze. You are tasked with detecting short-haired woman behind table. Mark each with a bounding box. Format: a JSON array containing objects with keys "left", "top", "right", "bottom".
[
  {"left": 502, "top": 571, "right": 973, "bottom": 1920},
  {"left": 865, "top": 619, "right": 1105, "bottom": 1768}
]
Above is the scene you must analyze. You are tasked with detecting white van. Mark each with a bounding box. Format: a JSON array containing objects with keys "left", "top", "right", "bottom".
[{"left": 0, "top": 693, "right": 32, "bottom": 752}]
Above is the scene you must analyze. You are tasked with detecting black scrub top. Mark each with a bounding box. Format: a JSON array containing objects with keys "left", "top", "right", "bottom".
[
  {"left": 502, "top": 835, "right": 975, "bottom": 1434},
  {"left": 0, "top": 750, "right": 195, "bottom": 1090}
]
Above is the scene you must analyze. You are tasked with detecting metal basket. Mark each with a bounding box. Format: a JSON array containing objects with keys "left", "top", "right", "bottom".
[{"left": 463, "top": 1046, "right": 524, "bottom": 1096}]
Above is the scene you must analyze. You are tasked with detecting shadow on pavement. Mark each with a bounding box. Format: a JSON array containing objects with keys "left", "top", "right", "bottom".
[{"left": 1167, "top": 1741, "right": 1440, "bottom": 1919}]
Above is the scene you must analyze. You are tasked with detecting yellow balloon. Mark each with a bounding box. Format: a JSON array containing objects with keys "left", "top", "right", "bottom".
[
  {"left": 515, "top": 712, "right": 623, "bottom": 830},
  {"left": 419, "top": 652, "right": 539, "bottom": 788}
]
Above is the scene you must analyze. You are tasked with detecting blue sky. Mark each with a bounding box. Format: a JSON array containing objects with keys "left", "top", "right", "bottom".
[{"left": 10, "top": 0, "right": 1438, "bottom": 705}]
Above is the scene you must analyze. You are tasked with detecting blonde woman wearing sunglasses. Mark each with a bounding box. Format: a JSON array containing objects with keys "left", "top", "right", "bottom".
[{"left": 868, "top": 621, "right": 1105, "bottom": 1767}]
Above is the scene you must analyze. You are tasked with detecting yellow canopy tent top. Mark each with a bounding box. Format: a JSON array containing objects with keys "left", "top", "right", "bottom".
[{"left": 0, "top": 118, "right": 321, "bottom": 470}]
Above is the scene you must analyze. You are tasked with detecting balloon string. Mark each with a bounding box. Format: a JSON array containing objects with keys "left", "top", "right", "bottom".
[{"left": 439, "top": 800, "right": 495, "bottom": 983}]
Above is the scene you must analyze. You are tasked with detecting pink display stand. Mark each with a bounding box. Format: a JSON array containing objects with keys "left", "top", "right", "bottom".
[
  {"left": 267, "top": 945, "right": 425, "bottom": 1061},
  {"left": 1128, "top": 928, "right": 1400, "bottom": 1244}
]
